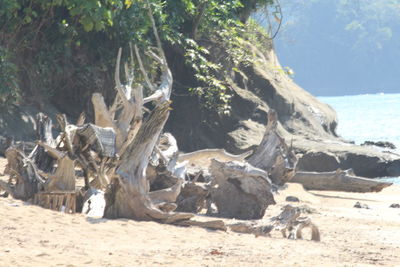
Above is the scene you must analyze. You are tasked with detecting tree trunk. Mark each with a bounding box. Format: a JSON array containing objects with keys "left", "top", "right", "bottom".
[
  {"left": 291, "top": 169, "right": 392, "bottom": 192},
  {"left": 248, "top": 110, "right": 297, "bottom": 186}
]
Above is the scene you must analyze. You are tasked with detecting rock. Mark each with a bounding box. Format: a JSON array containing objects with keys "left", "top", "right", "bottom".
[
  {"left": 285, "top": 196, "right": 300, "bottom": 202},
  {"left": 389, "top": 203, "right": 400, "bottom": 208},
  {"left": 209, "top": 159, "right": 275, "bottom": 220},
  {"left": 297, "top": 152, "right": 340, "bottom": 172},
  {"left": 166, "top": 46, "right": 400, "bottom": 179},
  {"left": 354, "top": 202, "right": 370, "bottom": 209},
  {"left": 294, "top": 139, "right": 400, "bottom": 178},
  {"left": 362, "top": 141, "right": 396, "bottom": 150}
]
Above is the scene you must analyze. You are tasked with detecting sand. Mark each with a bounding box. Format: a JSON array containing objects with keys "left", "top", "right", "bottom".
[{"left": 1, "top": 157, "right": 400, "bottom": 267}]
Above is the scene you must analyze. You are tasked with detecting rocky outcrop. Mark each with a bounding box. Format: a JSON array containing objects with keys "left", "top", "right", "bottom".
[{"left": 167, "top": 46, "right": 400, "bottom": 178}]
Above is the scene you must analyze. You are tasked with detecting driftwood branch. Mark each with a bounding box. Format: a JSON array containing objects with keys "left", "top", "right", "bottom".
[{"left": 248, "top": 110, "right": 297, "bottom": 186}]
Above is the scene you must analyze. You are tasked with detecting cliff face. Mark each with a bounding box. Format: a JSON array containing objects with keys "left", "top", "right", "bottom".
[
  {"left": 1, "top": 39, "right": 399, "bottom": 178},
  {"left": 167, "top": 45, "right": 400, "bottom": 178},
  {"left": 167, "top": 44, "right": 339, "bottom": 152}
]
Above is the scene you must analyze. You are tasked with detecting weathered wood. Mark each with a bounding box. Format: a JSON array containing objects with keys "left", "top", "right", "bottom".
[
  {"left": 248, "top": 110, "right": 297, "bottom": 186},
  {"left": 174, "top": 219, "right": 227, "bottom": 231},
  {"left": 176, "top": 181, "right": 209, "bottom": 213},
  {"left": 209, "top": 159, "right": 275, "bottom": 220},
  {"left": 34, "top": 191, "right": 76, "bottom": 213},
  {"left": 100, "top": 11, "right": 193, "bottom": 222},
  {"left": 42, "top": 156, "right": 75, "bottom": 192},
  {"left": 178, "top": 149, "right": 251, "bottom": 177},
  {"left": 104, "top": 102, "right": 192, "bottom": 222},
  {"left": 228, "top": 204, "right": 320, "bottom": 241},
  {"left": 29, "top": 113, "right": 55, "bottom": 173},
  {"left": 291, "top": 169, "right": 392, "bottom": 192},
  {"left": 2, "top": 148, "right": 44, "bottom": 200}
]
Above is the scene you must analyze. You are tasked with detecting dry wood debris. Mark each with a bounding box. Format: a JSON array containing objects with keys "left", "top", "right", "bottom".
[{"left": 0, "top": 6, "right": 324, "bottom": 242}]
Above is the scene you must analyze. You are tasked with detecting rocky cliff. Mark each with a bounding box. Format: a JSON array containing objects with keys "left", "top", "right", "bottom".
[
  {"left": 1, "top": 43, "right": 399, "bottom": 178},
  {"left": 167, "top": 44, "right": 400, "bottom": 178}
]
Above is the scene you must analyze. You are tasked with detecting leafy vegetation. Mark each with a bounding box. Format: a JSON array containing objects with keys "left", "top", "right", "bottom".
[{"left": 0, "top": 0, "right": 274, "bottom": 112}]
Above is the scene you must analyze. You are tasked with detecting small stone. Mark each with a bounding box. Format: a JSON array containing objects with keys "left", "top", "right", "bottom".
[
  {"left": 354, "top": 201, "right": 369, "bottom": 209},
  {"left": 389, "top": 203, "right": 400, "bottom": 208},
  {"left": 286, "top": 196, "right": 300, "bottom": 202}
]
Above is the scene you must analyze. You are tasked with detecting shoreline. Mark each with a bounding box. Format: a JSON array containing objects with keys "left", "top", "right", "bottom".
[{"left": 1, "top": 157, "right": 400, "bottom": 266}]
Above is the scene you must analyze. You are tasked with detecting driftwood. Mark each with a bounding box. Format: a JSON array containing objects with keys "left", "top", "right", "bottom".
[
  {"left": 0, "top": 6, "right": 324, "bottom": 243},
  {"left": 1, "top": 148, "right": 44, "bottom": 200},
  {"left": 178, "top": 148, "right": 251, "bottom": 178},
  {"left": 174, "top": 218, "right": 227, "bottom": 231},
  {"left": 85, "top": 7, "right": 192, "bottom": 223},
  {"left": 228, "top": 205, "right": 320, "bottom": 241},
  {"left": 176, "top": 181, "right": 209, "bottom": 213},
  {"left": 248, "top": 110, "right": 297, "bottom": 186},
  {"left": 291, "top": 169, "right": 392, "bottom": 192},
  {"left": 209, "top": 159, "right": 275, "bottom": 219},
  {"left": 34, "top": 191, "right": 76, "bottom": 214},
  {"left": 29, "top": 113, "right": 56, "bottom": 173}
]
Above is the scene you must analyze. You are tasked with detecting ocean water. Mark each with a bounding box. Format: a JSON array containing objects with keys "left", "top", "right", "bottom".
[{"left": 319, "top": 93, "right": 400, "bottom": 184}]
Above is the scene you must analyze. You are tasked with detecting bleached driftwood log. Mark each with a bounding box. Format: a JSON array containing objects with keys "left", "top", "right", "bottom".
[
  {"left": 291, "top": 169, "right": 392, "bottom": 192},
  {"left": 209, "top": 159, "right": 275, "bottom": 219},
  {"left": 248, "top": 110, "right": 297, "bottom": 186}
]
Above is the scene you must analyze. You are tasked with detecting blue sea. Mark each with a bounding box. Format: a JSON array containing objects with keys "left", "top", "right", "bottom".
[{"left": 319, "top": 93, "right": 400, "bottom": 184}]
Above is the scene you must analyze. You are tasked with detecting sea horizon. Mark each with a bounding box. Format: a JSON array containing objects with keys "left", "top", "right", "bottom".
[{"left": 319, "top": 93, "right": 400, "bottom": 184}]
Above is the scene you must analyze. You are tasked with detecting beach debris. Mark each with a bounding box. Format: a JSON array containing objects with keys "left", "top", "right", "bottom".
[
  {"left": 291, "top": 169, "right": 392, "bottom": 193},
  {"left": 389, "top": 203, "right": 400, "bottom": 208},
  {"left": 0, "top": 6, "right": 323, "bottom": 243},
  {"left": 247, "top": 110, "right": 297, "bottom": 186},
  {"left": 354, "top": 202, "right": 370, "bottom": 209},
  {"left": 297, "top": 204, "right": 318, "bottom": 214},
  {"left": 227, "top": 205, "right": 320, "bottom": 241},
  {"left": 286, "top": 196, "right": 300, "bottom": 202}
]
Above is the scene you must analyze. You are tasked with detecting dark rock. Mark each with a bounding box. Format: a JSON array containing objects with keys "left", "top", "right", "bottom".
[
  {"left": 285, "top": 196, "right": 300, "bottom": 202},
  {"left": 362, "top": 141, "right": 396, "bottom": 150},
  {"left": 387, "top": 161, "right": 400, "bottom": 177},
  {"left": 389, "top": 203, "right": 400, "bottom": 208},
  {"left": 297, "top": 152, "right": 340, "bottom": 172},
  {"left": 166, "top": 47, "right": 400, "bottom": 179},
  {"left": 354, "top": 202, "right": 370, "bottom": 209},
  {"left": 338, "top": 153, "right": 387, "bottom": 178}
]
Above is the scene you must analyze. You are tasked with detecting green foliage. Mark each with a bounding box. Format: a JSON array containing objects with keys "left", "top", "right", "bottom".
[
  {"left": 0, "top": 0, "right": 274, "bottom": 112},
  {"left": 0, "top": 47, "right": 19, "bottom": 108}
]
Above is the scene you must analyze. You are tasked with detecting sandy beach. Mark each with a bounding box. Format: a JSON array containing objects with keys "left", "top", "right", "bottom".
[{"left": 1, "top": 157, "right": 400, "bottom": 267}]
